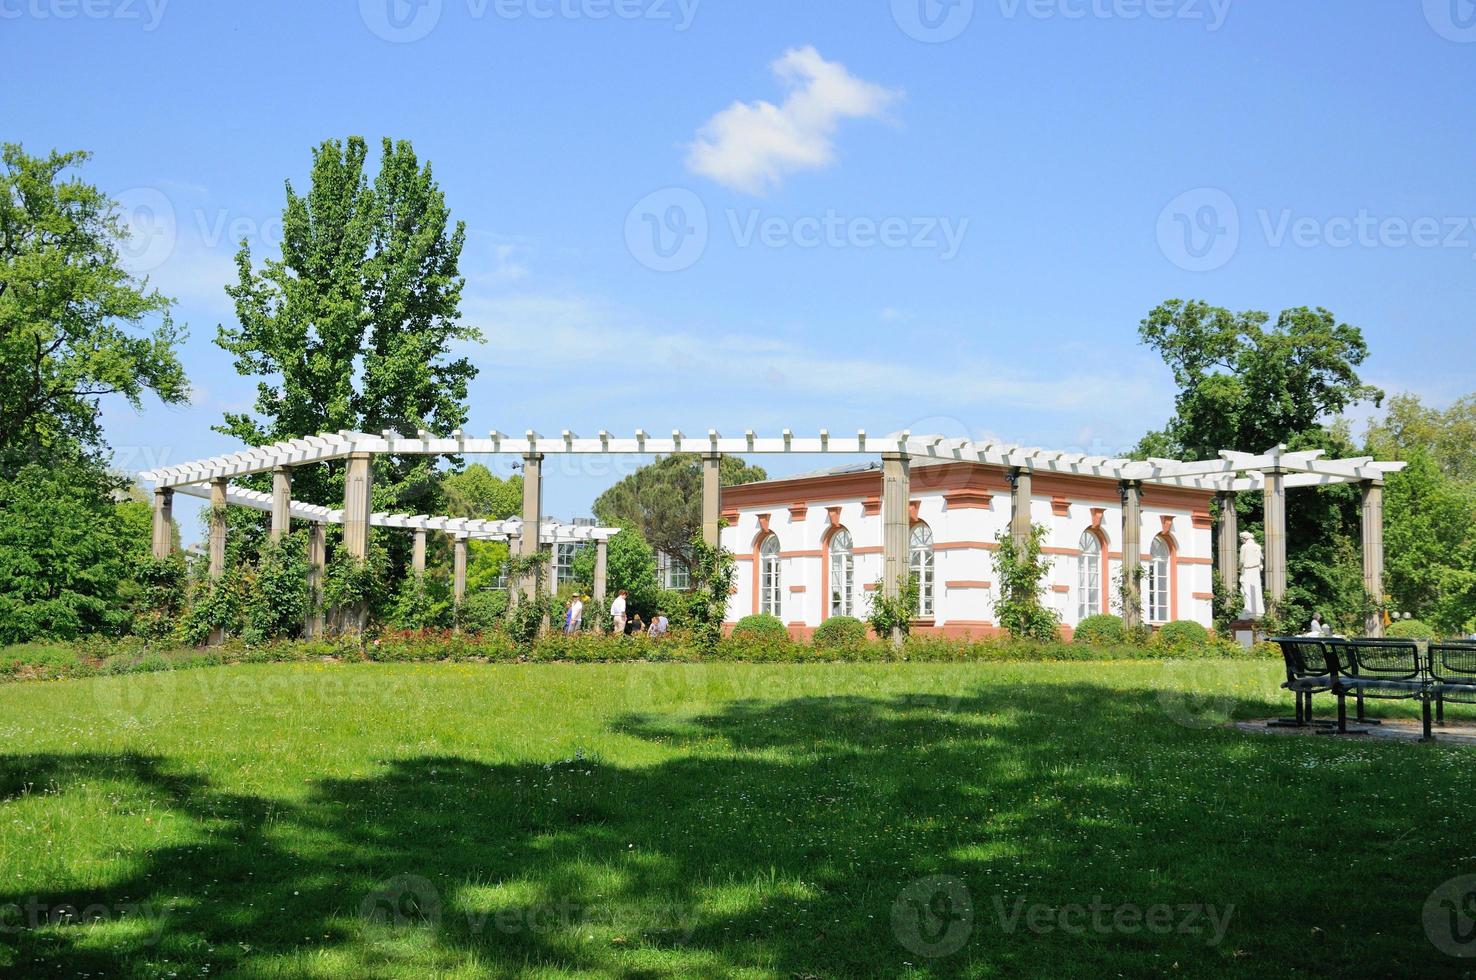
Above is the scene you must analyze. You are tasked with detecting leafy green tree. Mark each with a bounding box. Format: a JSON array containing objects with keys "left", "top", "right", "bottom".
[
  {"left": 1135, "top": 300, "right": 1381, "bottom": 460},
  {"left": 1368, "top": 393, "right": 1476, "bottom": 484},
  {"left": 593, "top": 454, "right": 766, "bottom": 568},
  {"left": 0, "top": 144, "right": 188, "bottom": 464},
  {"left": 443, "top": 464, "right": 522, "bottom": 520},
  {"left": 216, "top": 136, "right": 478, "bottom": 516},
  {"left": 571, "top": 527, "right": 660, "bottom": 616},
  {"left": 1381, "top": 450, "right": 1476, "bottom": 633},
  {"left": 991, "top": 524, "right": 1061, "bottom": 642}
]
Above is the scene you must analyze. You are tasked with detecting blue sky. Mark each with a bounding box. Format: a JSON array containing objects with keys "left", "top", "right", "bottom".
[{"left": 5, "top": 1, "right": 1475, "bottom": 539}]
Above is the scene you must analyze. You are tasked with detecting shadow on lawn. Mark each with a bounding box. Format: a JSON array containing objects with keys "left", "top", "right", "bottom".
[{"left": 1, "top": 678, "right": 1470, "bottom": 977}]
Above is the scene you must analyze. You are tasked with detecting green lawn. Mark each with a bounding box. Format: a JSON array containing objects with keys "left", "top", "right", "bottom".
[{"left": 1, "top": 660, "right": 1473, "bottom": 978}]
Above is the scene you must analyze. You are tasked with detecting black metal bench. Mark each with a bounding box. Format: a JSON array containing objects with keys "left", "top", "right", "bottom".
[
  {"left": 1322, "top": 638, "right": 1431, "bottom": 740},
  {"left": 1270, "top": 637, "right": 1335, "bottom": 728},
  {"left": 1430, "top": 641, "right": 1476, "bottom": 728}
]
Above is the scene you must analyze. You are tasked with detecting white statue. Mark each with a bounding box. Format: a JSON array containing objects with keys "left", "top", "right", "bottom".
[{"left": 1239, "top": 531, "right": 1265, "bottom": 619}]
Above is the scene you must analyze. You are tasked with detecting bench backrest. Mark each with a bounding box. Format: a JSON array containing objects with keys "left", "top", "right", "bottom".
[
  {"left": 1430, "top": 642, "right": 1476, "bottom": 683},
  {"left": 1331, "top": 638, "right": 1423, "bottom": 680},
  {"left": 1271, "top": 637, "right": 1331, "bottom": 682}
]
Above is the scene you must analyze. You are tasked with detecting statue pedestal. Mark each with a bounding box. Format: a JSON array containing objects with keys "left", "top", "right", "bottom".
[{"left": 1229, "top": 619, "right": 1262, "bottom": 649}]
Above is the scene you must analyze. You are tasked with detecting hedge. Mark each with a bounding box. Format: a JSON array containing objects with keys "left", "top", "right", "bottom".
[
  {"left": 813, "top": 616, "right": 868, "bottom": 650},
  {"left": 1155, "top": 620, "right": 1211, "bottom": 649},
  {"left": 731, "top": 614, "right": 790, "bottom": 641},
  {"left": 1387, "top": 619, "right": 1438, "bottom": 639},
  {"left": 1074, "top": 615, "right": 1126, "bottom": 646}
]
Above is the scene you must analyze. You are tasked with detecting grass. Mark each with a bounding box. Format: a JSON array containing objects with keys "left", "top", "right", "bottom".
[{"left": 0, "top": 659, "right": 1473, "bottom": 977}]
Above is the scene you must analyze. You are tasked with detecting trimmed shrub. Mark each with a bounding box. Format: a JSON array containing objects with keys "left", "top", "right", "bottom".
[
  {"left": 813, "top": 616, "right": 868, "bottom": 650},
  {"left": 1387, "top": 619, "right": 1438, "bottom": 639},
  {"left": 1156, "top": 620, "right": 1211, "bottom": 649},
  {"left": 1074, "top": 615, "right": 1127, "bottom": 646},
  {"left": 732, "top": 613, "right": 789, "bottom": 641}
]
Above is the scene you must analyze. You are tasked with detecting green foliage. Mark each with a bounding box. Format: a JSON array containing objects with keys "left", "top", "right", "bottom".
[
  {"left": 214, "top": 136, "right": 478, "bottom": 517},
  {"left": 992, "top": 524, "right": 1062, "bottom": 643},
  {"left": 178, "top": 571, "right": 245, "bottom": 646},
  {"left": 456, "top": 590, "right": 507, "bottom": 635},
  {"left": 732, "top": 614, "right": 789, "bottom": 640},
  {"left": 593, "top": 454, "right": 766, "bottom": 564},
  {"left": 1073, "top": 614, "right": 1127, "bottom": 646},
  {"left": 867, "top": 575, "right": 921, "bottom": 642},
  {"left": 812, "top": 616, "right": 868, "bottom": 650},
  {"left": 389, "top": 575, "right": 452, "bottom": 632},
  {"left": 0, "top": 143, "right": 187, "bottom": 461},
  {"left": 1387, "top": 619, "right": 1438, "bottom": 639},
  {"left": 240, "top": 534, "right": 311, "bottom": 643},
  {"left": 130, "top": 553, "right": 187, "bottom": 641},
  {"left": 1379, "top": 447, "right": 1476, "bottom": 635},
  {"left": 443, "top": 464, "right": 522, "bottom": 520},
  {"left": 1155, "top": 620, "right": 1210, "bottom": 650},
  {"left": 682, "top": 536, "right": 736, "bottom": 651},
  {"left": 595, "top": 530, "right": 661, "bottom": 616}
]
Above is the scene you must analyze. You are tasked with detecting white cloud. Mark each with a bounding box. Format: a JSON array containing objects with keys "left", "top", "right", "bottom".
[{"left": 685, "top": 46, "right": 899, "bottom": 195}]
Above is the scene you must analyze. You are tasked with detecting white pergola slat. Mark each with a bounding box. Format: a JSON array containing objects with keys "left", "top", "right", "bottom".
[
  {"left": 141, "top": 430, "right": 1406, "bottom": 492},
  {"left": 169, "top": 482, "right": 617, "bottom": 543}
]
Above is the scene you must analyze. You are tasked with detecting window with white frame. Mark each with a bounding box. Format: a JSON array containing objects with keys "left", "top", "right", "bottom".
[
  {"left": 910, "top": 523, "right": 935, "bottom": 618},
  {"left": 1147, "top": 536, "right": 1172, "bottom": 623},
  {"left": 658, "top": 549, "right": 692, "bottom": 590},
  {"left": 828, "top": 528, "right": 855, "bottom": 618},
  {"left": 759, "top": 535, "right": 782, "bottom": 617},
  {"left": 554, "top": 542, "right": 587, "bottom": 587},
  {"left": 1077, "top": 530, "right": 1103, "bottom": 621}
]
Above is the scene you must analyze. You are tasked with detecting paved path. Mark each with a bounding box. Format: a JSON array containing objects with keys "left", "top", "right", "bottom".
[{"left": 1236, "top": 717, "right": 1476, "bottom": 746}]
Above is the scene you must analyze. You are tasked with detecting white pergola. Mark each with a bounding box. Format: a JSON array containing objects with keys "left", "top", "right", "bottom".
[{"left": 142, "top": 429, "right": 1404, "bottom": 635}]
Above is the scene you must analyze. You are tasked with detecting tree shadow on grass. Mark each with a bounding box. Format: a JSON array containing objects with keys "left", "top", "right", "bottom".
[{"left": 1, "top": 677, "right": 1472, "bottom": 978}]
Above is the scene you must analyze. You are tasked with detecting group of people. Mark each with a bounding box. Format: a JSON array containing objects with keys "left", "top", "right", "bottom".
[{"left": 563, "top": 589, "right": 669, "bottom": 637}]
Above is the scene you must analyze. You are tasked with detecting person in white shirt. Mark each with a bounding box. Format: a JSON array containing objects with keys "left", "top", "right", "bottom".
[
  {"left": 610, "top": 591, "right": 627, "bottom": 635},
  {"left": 648, "top": 614, "right": 669, "bottom": 638},
  {"left": 565, "top": 595, "right": 584, "bottom": 635}
]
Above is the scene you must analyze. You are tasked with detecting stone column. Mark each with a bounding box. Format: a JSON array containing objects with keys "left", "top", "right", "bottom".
[
  {"left": 519, "top": 453, "right": 544, "bottom": 601},
  {"left": 881, "top": 452, "right": 912, "bottom": 645},
  {"left": 1008, "top": 467, "right": 1034, "bottom": 548},
  {"left": 208, "top": 477, "right": 228, "bottom": 580},
  {"left": 307, "top": 521, "right": 326, "bottom": 637},
  {"left": 1120, "top": 481, "right": 1142, "bottom": 630},
  {"left": 151, "top": 487, "right": 174, "bottom": 560},
  {"left": 1263, "top": 468, "right": 1288, "bottom": 612},
  {"left": 546, "top": 542, "right": 561, "bottom": 596},
  {"left": 1361, "top": 480, "right": 1386, "bottom": 637},
  {"left": 594, "top": 537, "right": 609, "bottom": 606},
  {"left": 1215, "top": 491, "right": 1239, "bottom": 597},
  {"left": 701, "top": 452, "right": 723, "bottom": 548},
  {"left": 412, "top": 528, "right": 427, "bottom": 579},
  {"left": 270, "top": 466, "right": 292, "bottom": 541},
  {"left": 453, "top": 535, "right": 468, "bottom": 607},
  {"left": 342, "top": 452, "right": 373, "bottom": 560}
]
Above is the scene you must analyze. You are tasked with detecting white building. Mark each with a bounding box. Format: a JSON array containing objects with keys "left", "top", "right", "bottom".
[{"left": 720, "top": 459, "right": 1216, "bottom": 639}]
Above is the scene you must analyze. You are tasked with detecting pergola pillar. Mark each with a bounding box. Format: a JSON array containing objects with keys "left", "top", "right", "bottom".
[
  {"left": 701, "top": 452, "right": 722, "bottom": 548},
  {"left": 1120, "top": 481, "right": 1142, "bottom": 630},
  {"left": 270, "top": 466, "right": 292, "bottom": 541},
  {"left": 208, "top": 477, "right": 228, "bottom": 580},
  {"left": 519, "top": 453, "right": 544, "bottom": 600},
  {"left": 453, "top": 534, "right": 468, "bottom": 606},
  {"left": 1263, "top": 468, "right": 1288, "bottom": 612},
  {"left": 412, "top": 528, "right": 427, "bottom": 578},
  {"left": 594, "top": 537, "right": 609, "bottom": 606},
  {"left": 881, "top": 451, "right": 911, "bottom": 644},
  {"left": 1361, "top": 480, "right": 1386, "bottom": 637},
  {"left": 307, "top": 521, "right": 326, "bottom": 637},
  {"left": 151, "top": 487, "right": 174, "bottom": 560},
  {"left": 342, "top": 451, "right": 374, "bottom": 560},
  {"left": 1216, "top": 491, "right": 1239, "bottom": 598},
  {"left": 1008, "top": 467, "right": 1033, "bottom": 548}
]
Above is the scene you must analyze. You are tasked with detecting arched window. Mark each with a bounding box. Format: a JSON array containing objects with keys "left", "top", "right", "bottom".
[
  {"left": 910, "top": 524, "right": 935, "bottom": 618},
  {"left": 828, "top": 529, "right": 855, "bottom": 618},
  {"left": 1077, "top": 530, "right": 1103, "bottom": 621},
  {"left": 759, "top": 534, "right": 782, "bottom": 617},
  {"left": 1147, "top": 536, "right": 1172, "bottom": 623}
]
